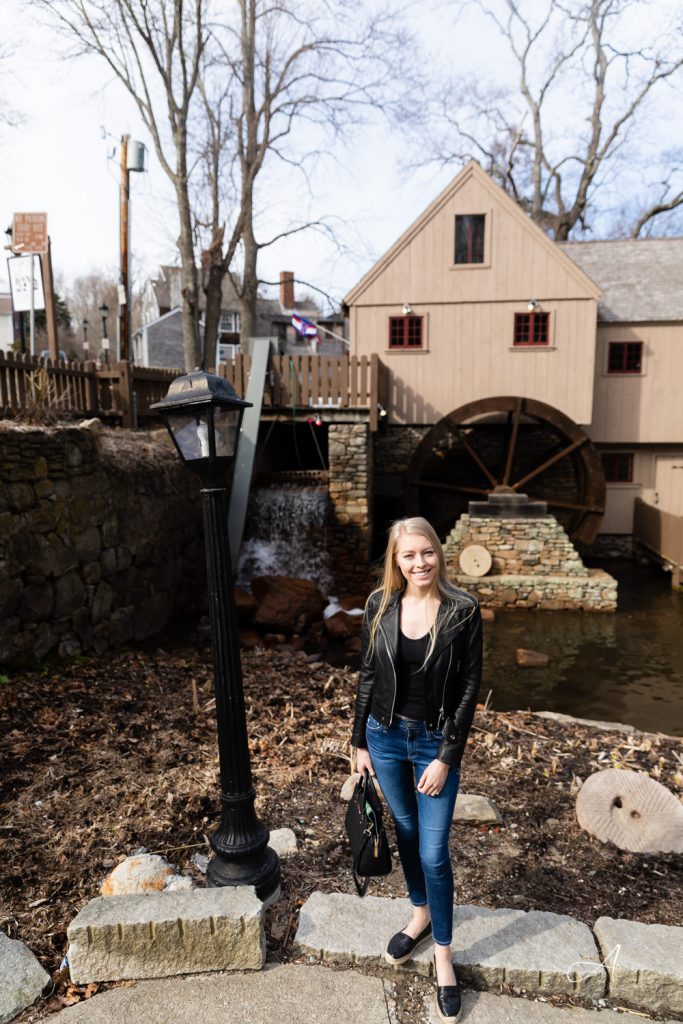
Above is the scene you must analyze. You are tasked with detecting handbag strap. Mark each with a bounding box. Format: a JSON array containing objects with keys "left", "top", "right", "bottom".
[{"left": 352, "top": 864, "right": 369, "bottom": 897}]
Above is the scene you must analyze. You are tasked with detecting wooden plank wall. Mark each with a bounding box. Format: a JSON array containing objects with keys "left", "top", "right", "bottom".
[{"left": 634, "top": 496, "right": 683, "bottom": 567}]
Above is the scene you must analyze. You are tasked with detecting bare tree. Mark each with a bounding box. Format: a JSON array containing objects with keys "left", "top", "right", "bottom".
[
  {"left": 425, "top": 0, "right": 683, "bottom": 239},
  {"left": 36, "top": 0, "right": 414, "bottom": 368},
  {"left": 65, "top": 270, "right": 124, "bottom": 359},
  {"left": 192, "top": 0, "right": 414, "bottom": 363},
  {"left": 33, "top": 0, "right": 208, "bottom": 370},
  {"left": 630, "top": 161, "right": 683, "bottom": 237}
]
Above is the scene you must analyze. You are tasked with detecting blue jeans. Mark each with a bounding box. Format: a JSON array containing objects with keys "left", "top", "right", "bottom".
[{"left": 365, "top": 714, "right": 460, "bottom": 945}]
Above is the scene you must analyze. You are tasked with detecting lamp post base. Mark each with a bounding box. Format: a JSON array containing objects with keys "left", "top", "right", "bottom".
[{"left": 206, "top": 845, "right": 281, "bottom": 904}]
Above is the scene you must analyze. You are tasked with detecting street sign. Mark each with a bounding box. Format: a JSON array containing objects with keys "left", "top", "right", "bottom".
[
  {"left": 7, "top": 255, "right": 46, "bottom": 312},
  {"left": 12, "top": 212, "right": 48, "bottom": 254}
]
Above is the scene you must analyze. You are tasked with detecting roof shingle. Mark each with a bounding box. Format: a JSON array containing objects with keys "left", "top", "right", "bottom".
[{"left": 559, "top": 237, "right": 683, "bottom": 323}]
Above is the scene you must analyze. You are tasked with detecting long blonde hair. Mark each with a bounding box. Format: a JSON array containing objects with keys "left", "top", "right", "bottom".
[{"left": 366, "top": 517, "right": 461, "bottom": 664}]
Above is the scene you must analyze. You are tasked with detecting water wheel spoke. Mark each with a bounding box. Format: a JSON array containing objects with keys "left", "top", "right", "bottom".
[
  {"left": 512, "top": 436, "right": 587, "bottom": 490},
  {"left": 405, "top": 477, "right": 490, "bottom": 496},
  {"left": 445, "top": 417, "right": 498, "bottom": 487},
  {"left": 502, "top": 397, "right": 522, "bottom": 486},
  {"left": 528, "top": 495, "right": 605, "bottom": 514}
]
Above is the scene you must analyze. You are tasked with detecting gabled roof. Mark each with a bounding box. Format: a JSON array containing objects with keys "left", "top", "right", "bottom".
[
  {"left": 559, "top": 237, "right": 683, "bottom": 322},
  {"left": 343, "top": 160, "right": 601, "bottom": 305}
]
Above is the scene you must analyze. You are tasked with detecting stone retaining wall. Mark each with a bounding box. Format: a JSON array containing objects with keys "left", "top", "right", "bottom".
[
  {"left": 327, "top": 423, "right": 373, "bottom": 593},
  {"left": 0, "top": 423, "right": 204, "bottom": 665}
]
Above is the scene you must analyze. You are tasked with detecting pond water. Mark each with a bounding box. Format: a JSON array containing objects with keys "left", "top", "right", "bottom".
[{"left": 482, "top": 560, "right": 683, "bottom": 736}]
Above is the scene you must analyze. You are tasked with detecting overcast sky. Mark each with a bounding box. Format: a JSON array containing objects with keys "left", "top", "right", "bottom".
[{"left": 2, "top": 0, "right": 681, "bottom": 306}]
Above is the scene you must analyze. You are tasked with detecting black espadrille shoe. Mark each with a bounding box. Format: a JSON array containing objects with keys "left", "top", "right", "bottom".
[
  {"left": 384, "top": 921, "right": 433, "bottom": 965},
  {"left": 434, "top": 955, "right": 462, "bottom": 1022}
]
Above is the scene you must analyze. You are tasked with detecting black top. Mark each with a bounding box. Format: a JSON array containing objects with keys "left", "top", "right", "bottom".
[{"left": 394, "top": 630, "right": 429, "bottom": 720}]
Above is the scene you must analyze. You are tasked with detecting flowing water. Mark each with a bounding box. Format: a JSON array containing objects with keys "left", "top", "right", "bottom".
[
  {"left": 237, "top": 484, "right": 334, "bottom": 594},
  {"left": 482, "top": 560, "right": 683, "bottom": 735}
]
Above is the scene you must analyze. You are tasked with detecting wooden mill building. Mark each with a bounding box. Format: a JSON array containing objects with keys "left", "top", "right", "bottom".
[{"left": 343, "top": 161, "right": 683, "bottom": 571}]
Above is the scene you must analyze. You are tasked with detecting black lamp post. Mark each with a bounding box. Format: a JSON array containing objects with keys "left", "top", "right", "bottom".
[
  {"left": 99, "top": 303, "right": 110, "bottom": 363},
  {"left": 151, "top": 371, "right": 281, "bottom": 902},
  {"left": 99, "top": 302, "right": 109, "bottom": 338},
  {"left": 82, "top": 319, "right": 89, "bottom": 357}
]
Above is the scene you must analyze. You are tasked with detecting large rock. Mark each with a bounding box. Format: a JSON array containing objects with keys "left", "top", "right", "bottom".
[
  {"left": 453, "top": 793, "right": 502, "bottom": 824},
  {"left": 324, "top": 610, "right": 361, "bottom": 639},
  {"left": 515, "top": 648, "right": 550, "bottom": 667},
  {"left": 0, "top": 932, "right": 50, "bottom": 1024},
  {"left": 252, "top": 576, "right": 324, "bottom": 632},
  {"left": 234, "top": 587, "right": 257, "bottom": 624},
  {"left": 100, "top": 854, "right": 174, "bottom": 896},
  {"left": 67, "top": 888, "right": 265, "bottom": 983}
]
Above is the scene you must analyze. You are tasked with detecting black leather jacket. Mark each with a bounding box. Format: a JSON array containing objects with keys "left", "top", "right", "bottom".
[{"left": 351, "top": 587, "right": 483, "bottom": 768}]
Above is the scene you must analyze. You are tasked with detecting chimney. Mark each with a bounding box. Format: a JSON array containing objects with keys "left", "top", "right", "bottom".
[{"left": 280, "top": 271, "right": 295, "bottom": 310}]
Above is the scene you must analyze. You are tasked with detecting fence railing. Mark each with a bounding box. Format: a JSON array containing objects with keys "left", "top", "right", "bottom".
[
  {"left": 0, "top": 351, "right": 387, "bottom": 429},
  {"left": 633, "top": 496, "right": 683, "bottom": 570}
]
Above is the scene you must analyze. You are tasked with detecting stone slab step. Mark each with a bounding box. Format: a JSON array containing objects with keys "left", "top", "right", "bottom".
[
  {"left": 67, "top": 887, "right": 264, "bottom": 984},
  {"left": 594, "top": 916, "right": 683, "bottom": 1015},
  {"left": 294, "top": 892, "right": 605, "bottom": 998},
  {"left": 51, "top": 963, "right": 390, "bottom": 1024},
  {"left": 426, "top": 991, "right": 678, "bottom": 1024},
  {"left": 48, "top": 963, "right": 679, "bottom": 1024}
]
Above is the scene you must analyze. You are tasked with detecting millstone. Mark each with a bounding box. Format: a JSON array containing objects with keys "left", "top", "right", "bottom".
[
  {"left": 575, "top": 768, "right": 683, "bottom": 854},
  {"left": 459, "top": 544, "right": 492, "bottom": 577}
]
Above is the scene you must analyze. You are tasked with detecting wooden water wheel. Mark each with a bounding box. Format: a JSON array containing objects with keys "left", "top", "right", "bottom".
[{"left": 404, "top": 396, "right": 605, "bottom": 543}]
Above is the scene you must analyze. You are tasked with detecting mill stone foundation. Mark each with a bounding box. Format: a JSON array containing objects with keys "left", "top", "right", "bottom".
[{"left": 444, "top": 498, "right": 617, "bottom": 612}]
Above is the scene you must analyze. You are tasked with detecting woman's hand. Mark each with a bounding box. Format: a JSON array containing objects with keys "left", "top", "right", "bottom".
[
  {"left": 355, "top": 747, "right": 375, "bottom": 777},
  {"left": 417, "top": 759, "right": 449, "bottom": 797}
]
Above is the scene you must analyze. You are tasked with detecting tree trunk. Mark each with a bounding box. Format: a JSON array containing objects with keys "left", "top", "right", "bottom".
[
  {"left": 176, "top": 172, "right": 202, "bottom": 371},
  {"left": 240, "top": 214, "right": 258, "bottom": 347},
  {"left": 203, "top": 259, "right": 225, "bottom": 368}
]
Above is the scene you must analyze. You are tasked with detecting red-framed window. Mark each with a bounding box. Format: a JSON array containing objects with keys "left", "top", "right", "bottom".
[
  {"left": 608, "top": 341, "right": 642, "bottom": 374},
  {"left": 602, "top": 452, "right": 634, "bottom": 483},
  {"left": 454, "top": 215, "right": 485, "bottom": 264},
  {"left": 389, "top": 316, "right": 423, "bottom": 349},
  {"left": 513, "top": 311, "right": 550, "bottom": 346}
]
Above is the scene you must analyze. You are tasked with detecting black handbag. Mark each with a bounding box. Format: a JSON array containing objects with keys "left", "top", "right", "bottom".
[{"left": 344, "top": 769, "right": 392, "bottom": 896}]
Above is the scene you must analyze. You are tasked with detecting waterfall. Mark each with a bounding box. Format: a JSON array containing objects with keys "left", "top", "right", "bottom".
[{"left": 236, "top": 483, "right": 333, "bottom": 594}]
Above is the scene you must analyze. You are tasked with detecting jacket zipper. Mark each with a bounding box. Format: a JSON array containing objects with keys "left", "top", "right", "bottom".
[
  {"left": 379, "top": 621, "right": 398, "bottom": 726},
  {"left": 436, "top": 647, "right": 454, "bottom": 729}
]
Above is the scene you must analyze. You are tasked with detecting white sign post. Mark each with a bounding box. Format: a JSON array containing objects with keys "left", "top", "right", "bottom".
[
  {"left": 11, "top": 214, "right": 49, "bottom": 357},
  {"left": 7, "top": 255, "right": 46, "bottom": 312}
]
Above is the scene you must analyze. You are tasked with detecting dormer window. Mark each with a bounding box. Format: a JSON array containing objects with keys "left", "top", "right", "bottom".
[{"left": 455, "top": 215, "right": 485, "bottom": 264}]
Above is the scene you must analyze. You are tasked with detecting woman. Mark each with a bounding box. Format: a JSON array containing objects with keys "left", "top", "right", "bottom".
[{"left": 352, "top": 517, "right": 482, "bottom": 1024}]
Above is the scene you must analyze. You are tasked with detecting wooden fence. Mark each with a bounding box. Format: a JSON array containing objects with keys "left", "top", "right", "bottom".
[
  {"left": 634, "top": 497, "right": 683, "bottom": 577},
  {"left": 0, "top": 351, "right": 388, "bottom": 430}
]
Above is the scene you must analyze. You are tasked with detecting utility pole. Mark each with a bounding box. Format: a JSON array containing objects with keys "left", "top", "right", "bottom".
[
  {"left": 42, "top": 238, "right": 60, "bottom": 361},
  {"left": 119, "top": 134, "right": 130, "bottom": 362}
]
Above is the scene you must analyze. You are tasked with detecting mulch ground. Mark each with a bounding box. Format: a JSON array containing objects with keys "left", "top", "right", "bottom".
[{"left": 1, "top": 635, "right": 681, "bottom": 1017}]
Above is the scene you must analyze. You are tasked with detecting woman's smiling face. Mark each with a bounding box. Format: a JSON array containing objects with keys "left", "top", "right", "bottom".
[{"left": 395, "top": 533, "right": 439, "bottom": 590}]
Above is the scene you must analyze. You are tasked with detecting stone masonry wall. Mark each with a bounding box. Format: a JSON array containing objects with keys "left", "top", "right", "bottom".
[
  {"left": 445, "top": 514, "right": 588, "bottom": 576},
  {"left": 0, "top": 423, "right": 204, "bottom": 666},
  {"left": 444, "top": 514, "right": 617, "bottom": 611},
  {"left": 373, "top": 425, "right": 429, "bottom": 475},
  {"left": 327, "top": 423, "right": 373, "bottom": 593}
]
